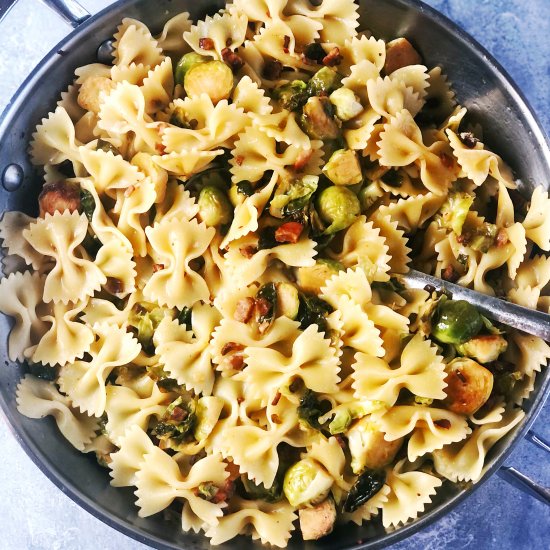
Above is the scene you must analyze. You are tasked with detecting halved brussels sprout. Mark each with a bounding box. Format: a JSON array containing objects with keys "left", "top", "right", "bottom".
[
  {"left": 128, "top": 302, "right": 167, "bottom": 353},
  {"left": 272, "top": 80, "right": 309, "bottom": 111},
  {"left": 456, "top": 334, "right": 508, "bottom": 364},
  {"left": 175, "top": 52, "right": 207, "bottom": 85},
  {"left": 300, "top": 96, "right": 341, "bottom": 140},
  {"left": 184, "top": 60, "right": 234, "bottom": 104},
  {"left": 283, "top": 458, "right": 333, "bottom": 507},
  {"left": 431, "top": 299, "right": 483, "bottom": 345},
  {"left": 269, "top": 175, "right": 319, "bottom": 218},
  {"left": 316, "top": 185, "right": 361, "bottom": 234},
  {"left": 438, "top": 192, "right": 474, "bottom": 235},
  {"left": 197, "top": 185, "right": 233, "bottom": 227},
  {"left": 329, "top": 87, "right": 364, "bottom": 121},
  {"left": 193, "top": 396, "right": 224, "bottom": 442},
  {"left": 277, "top": 283, "right": 300, "bottom": 320},
  {"left": 307, "top": 67, "right": 343, "bottom": 97},
  {"left": 323, "top": 149, "right": 363, "bottom": 186}
]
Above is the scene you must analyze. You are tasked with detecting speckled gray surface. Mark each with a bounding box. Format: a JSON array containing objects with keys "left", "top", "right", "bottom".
[{"left": 0, "top": 0, "right": 549, "bottom": 549}]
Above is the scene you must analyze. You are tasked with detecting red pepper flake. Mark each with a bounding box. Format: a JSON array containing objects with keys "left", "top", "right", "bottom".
[
  {"left": 235, "top": 155, "right": 245, "bottom": 166},
  {"left": 239, "top": 245, "right": 257, "bottom": 258},
  {"left": 434, "top": 419, "right": 451, "bottom": 429},
  {"left": 262, "top": 60, "right": 283, "bottom": 80},
  {"left": 152, "top": 263, "right": 165, "bottom": 273},
  {"left": 155, "top": 142, "right": 166, "bottom": 154},
  {"left": 283, "top": 35, "right": 291, "bottom": 54},
  {"left": 322, "top": 47, "right": 343, "bottom": 67},
  {"left": 234, "top": 297, "right": 255, "bottom": 323},
  {"left": 293, "top": 149, "right": 313, "bottom": 172},
  {"left": 221, "top": 47, "right": 244, "bottom": 72},
  {"left": 271, "top": 413, "right": 282, "bottom": 424},
  {"left": 221, "top": 342, "right": 245, "bottom": 356},
  {"left": 199, "top": 37, "right": 215, "bottom": 50},
  {"left": 275, "top": 221, "right": 304, "bottom": 244},
  {"left": 271, "top": 391, "right": 282, "bottom": 406},
  {"left": 441, "top": 264, "right": 459, "bottom": 283}
]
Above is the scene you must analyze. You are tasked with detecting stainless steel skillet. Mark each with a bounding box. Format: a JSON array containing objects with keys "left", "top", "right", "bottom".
[{"left": 0, "top": 0, "right": 549, "bottom": 549}]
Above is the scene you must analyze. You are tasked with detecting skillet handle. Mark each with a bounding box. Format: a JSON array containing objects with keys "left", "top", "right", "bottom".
[
  {"left": 497, "top": 431, "right": 550, "bottom": 505},
  {"left": 0, "top": 0, "right": 89, "bottom": 27}
]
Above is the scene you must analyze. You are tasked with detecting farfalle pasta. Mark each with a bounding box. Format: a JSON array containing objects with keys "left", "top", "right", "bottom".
[{"left": 0, "top": 1, "right": 547, "bottom": 547}]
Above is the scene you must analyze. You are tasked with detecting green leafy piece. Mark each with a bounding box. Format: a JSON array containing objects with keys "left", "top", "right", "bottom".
[
  {"left": 269, "top": 175, "right": 319, "bottom": 218},
  {"left": 146, "top": 365, "right": 182, "bottom": 393},
  {"left": 272, "top": 80, "right": 309, "bottom": 111},
  {"left": 437, "top": 192, "right": 474, "bottom": 235},
  {"left": 196, "top": 482, "right": 219, "bottom": 501},
  {"left": 329, "top": 87, "right": 363, "bottom": 121},
  {"left": 470, "top": 222, "right": 498, "bottom": 252},
  {"left": 307, "top": 67, "right": 343, "bottom": 96},
  {"left": 283, "top": 458, "right": 333, "bottom": 507},
  {"left": 152, "top": 396, "right": 197, "bottom": 445},
  {"left": 431, "top": 299, "right": 483, "bottom": 345},
  {"left": 316, "top": 185, "right": 361, "bottom": 234},
  {"left": 28, "top": 363, "right": 58, "bottom": 382},
  {"left": 381, "top": 169, "right": 404, "bottom": 188},
  {"left": 128, "top": 302, "right": 166, "bottom": 353},
  {"left": 242, "top": 459, "right": 288, "bottom": 503},
  {"left": 343, "top": 469, "right": 386, "bottom": 513},
  {"left": 96, "top": 139, "right": 120, "bottom": 155},
  {"left": 79, "top": 189, "right": 95, "bottom": 223},
  {"left": 198, "top": 185, "right": 233, "bottom": 227},
  {"left": 300, "top": 96, "right": 341, "bottom": 140},
  {"left": 322, "top": 149, "right": 363, "bottom": 186},
  {"left": 175, "top": 52, "right": 207, "bottom": 85},
  {"left": 326, "top": 401, "right": 381, "bottom": 435},
  {"left": 257, "top": 226, "right": 278, "bottom": 250},
  {"left": 177, "top": 307, "right": 193, "bottom": 331},
  {"left": 297, "top": 389, "right": 324, "bottom": 430},
  {"left": 297, "top": 293, "right": 333, "bottom": 334}
]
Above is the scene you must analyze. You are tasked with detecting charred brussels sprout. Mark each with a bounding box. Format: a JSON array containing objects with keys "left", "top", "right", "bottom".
[
  {"left": 343, "top": 469, "right": 386, "bottom": 513},
  {"left": 300, "top": 96, "right": 341, "bottom": 140},
  {"left": 269, "top": 175, "right": 319, "bottom": 218},
  {"left": 228, "top": 181, "right": 254, "bottom": 207},
  {"left": 329, "top": 87, "right": 363, "bottom": 121},
  {"left": 297, "top": 294, "right": 334, "bottom": 334},
  {"left": 438, "top": 192, "right": 474, "bottom": 235},
  {"left": 307, "top": 67, "right": 343, "bottom": 96},
  {"left": 431, "top": 299, "right": 483, "bottom": 345},
  {"left": 456, "top": 334, "right": 508, "bottom": 364},
  {"left": 128, "top": 302, "right": 166, "bottom": 353},
  {"left": 197, "top": 185, "right": 233, "bottom": 227},
  {"left": 184, "top": 60, "right": 234, "bottom": 104},
  {"left": 152, "top": 396, "right": 197, "bottom": 447},
  {"left": 283, "top": 458, "right": 333, "bottom": 507},
  {"left": 175, "top": 52, "right": 207, "bottom": 85},
  {"left": 79, "top": 189, "right": 96, "bottom": 222},
  {"left": 272, "top": 80, "right": 309, "bottom": 111},
  {"left": 297, "top": 389, "right": 324, "bottom": 430},
  {"left": 322, "top": 149, "right": 363, "bottom": 185},
  {"left": 316, "top": 185, "right": 361, "bottom": 234}
]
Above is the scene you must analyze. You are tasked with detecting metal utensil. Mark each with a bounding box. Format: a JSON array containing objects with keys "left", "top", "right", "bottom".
[{"left": 402, "top": 269, "right": 550, "bottom": 341}]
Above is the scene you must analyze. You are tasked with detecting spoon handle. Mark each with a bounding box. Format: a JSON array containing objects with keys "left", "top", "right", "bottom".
[{"left": 401, "top": 269, "right": 550, "bottom": 341}]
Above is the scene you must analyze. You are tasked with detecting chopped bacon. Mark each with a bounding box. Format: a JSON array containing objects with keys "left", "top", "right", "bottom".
[
  {"left": 275, "top": 222, "right": 304, "bottom": 244},
  {"left": 495, "top": 229, "right": 509, "bottom": 247},
  {"left": 239, "top": 245, "right": 257, "bottom": 258},
  {"left": 234, "top": 297, "right": 255, "bottom": 323},
  {"left": 322, "top": 47, "right": 343, "bottom": 67},
  {"left": 442, "top": 265, "right": 460, "bottom": 283},
  {"left": 237, "top": 396, "right": 245, "bottom": 404},
  {"left": 271, "top": 413, "right": 282, "bottom": 424},
  {"left": 213, "top": 464, "right": 240, "bottom": 503},
  {"left": 384, "top": 38, "right": 422, "bottom": 75},
  {"left": 271, "top": 391, "right": 282, "bottom": 406},
  {"left": 105, "top": 277, "right": 124, "bottom": 295},
  {"left": 199, "top": 37, "right": 215, "bottom": 50},
  {"left": 221, "top": 342, "right": 245, "bottom": 356},
  {"left": 235, "top": 155, "right": 245, "bottom": 166},
  {"left": 155, "top": 142, "right": 166, "bottom": 154},
  {"left": 228, "top": 354, "right": 245, "bottom": 371},
  {"left": 434, "top": 419, "right": 451, "bottom": 429},
  {"left": 283, "top": 35, "right": 291, "bottom": 54},
  {"left": 38, "top": 181, "right": 81, "bottom": 217},
  {"left": 293, "top": 149, "right": 313, "bottom": 172},
  {"left": 170, "top": 406, "right": 188, "bottom": 422},
  {"left": 152, "top": 263, "right": 165, "bottom": 273},
  {"left": 221, "top": 47, "right": 245, "bottom": 72},
  {"left": 263, "top": 60, "right": 283, "bottom": 80},
  {"left": 254, "top": 297, "right": 271, "bottom": 318}
]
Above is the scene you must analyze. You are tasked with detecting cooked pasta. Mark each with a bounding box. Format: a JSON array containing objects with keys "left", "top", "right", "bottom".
[{"left": 0, "top": 1, "right": 547, "bottom": 546}]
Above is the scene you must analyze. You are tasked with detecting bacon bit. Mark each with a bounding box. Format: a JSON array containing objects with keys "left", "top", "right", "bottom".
[
  {"left": 226, "top": 37, "right": 233, "bottom": 47},
  {"left": 440, "top": 153, "right": 454, "bottom": 169},
  {"left": 221, "top": 47, "right": 244, "bottom": 72},
  {"left": 322, "top": 47, "right": 343, "bottom": 67},
  {"left": 271, "top": 413, "right": 282, "bottom": 424},
  {"left": 271, "top": 391, "right": 282, "bottom": 406},
  {"left": 239, "top": 245, "right": 257, "bottom": 258},
  {"left": 214, "top": 474, "right": 238, "bottom": 503},
  {"left": 221, "top": 342, "right": 245, "bottom": 356},
  {"left": 495, "top": 229, "right": 509, "bottom": 247},
  {"left": 263, "top": 60, "right": 283, "bottom": 80},
  {"left": 441, "top": 264, "right": 460, "bottom": 283},
  {"left": 234, "top": 297, "right": 255, "bottom": 323},
  {"left": 155, "top": 142, "right": 166, "bottom": 154},
  {"left": 124, "top": 185, "right": 136, "bottom": 198},
  {"left": 434, "top": 419, "right": 451, "bottom": 429},
  {"left": 228, "top": 354, "right": 245, "bottom": 371},
  {"left": 289, "top": 378, "right": 303, "bottom": 393},
  {"left": 170, "top": 406, "right": 188, "bottom": 422},
  {"left": 283, "top": 35, "right": 291, "bottom": 54},
  {"left": 226, "top": 461, "right": 241, "bottom": 481},
  {"left": 106, "top": 277, "right": 124, "bottom": 295},
  {"left": 152, "top": 263, "right": 165, "bottom": 273},
  {"left": 293, "top": 149, "right": 313, "bottom": 172},
  {"left": 459, "top": 132, "right": 480, "bottom": 149},
  {"left": 255, "top": 297, "right": 271, "bottom": 318},
  {"left": 237, "top": 396, "right": 245, "bottom": 404},
  {"left": 189, "top": 257, "right": 205, "bottom": 272},
  {"left": 235, "top": 155, "right": 245, "bottom": 166},
  {"left": 199, "top": 37, "right": 215, "bottom": 50},
  {"left": 275, "top": 221, "right": 304, "bottom": 244}
]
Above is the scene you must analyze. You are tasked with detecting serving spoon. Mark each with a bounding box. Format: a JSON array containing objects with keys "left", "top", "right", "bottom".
[{"left": 401, "top": 269, "right": 550, "bottom": 342}]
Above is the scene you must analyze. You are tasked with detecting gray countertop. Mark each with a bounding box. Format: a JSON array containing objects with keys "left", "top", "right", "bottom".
[{"left": 0, "top": 0, "right": 549, "bottom": 549}]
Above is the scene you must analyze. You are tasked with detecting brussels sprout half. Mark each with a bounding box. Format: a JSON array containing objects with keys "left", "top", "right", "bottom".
[
  {"left": 184, "top": 60, "right": 234, "bottom": 104},
  {"left": 283, "top": 458, "right": 333, "bottom": 507},
  {"left": 197, "top": 185, "right": 233, "bottom": 227},
  {"left": 431, "top": 299, "right": 483, "bottom": 345},
  {"left": 316, "top": 185, "right": 361, "bottom": 234}
]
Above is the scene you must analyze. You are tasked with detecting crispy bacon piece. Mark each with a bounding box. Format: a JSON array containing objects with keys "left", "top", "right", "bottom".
[
  {"left": 221, "top": 342, "right": 245, "bottom": 356},
  {"left": 152, "top": 263, "right": 165, "bottom": 273},
  {"left": 221, "top": 47, "right": 244, "bottom": 72},
  {"left": 234, "top": 297, "right": 255, "bottom": 323},
  {"left": 105, "top": 277, "right": 124, "bottom": 295},
  {"left": 322, "top": 47, "right": 343, "bottom": 67},
  {"left": 434, "top": 419, "right": 451, "bottom": 430},
  {"left": 442, "top": 265, "right": 460, "bottom": 283},
  {"left": 199, "top": 37, "right": 215, "bottom": 50},
  {"left": 239, "top": 245, "right": 257, "bottom": 258},
  {"left": 293, "top": 149, "right": 313, "bottom": 172},
  {"left": 227, "top": 354, "right": 245, "bottom": 371},
  {"left": 275, "top": 222, "right": 304, "bottom": 244},
  {"left": 38, "top": 181, "right": 81, "bottom": 218},
  {"left": 384, "top": 38, "right": 422, "bottom": 75},
  {"left": 495, "top": 229, "right": 509, "bottom": 247}
]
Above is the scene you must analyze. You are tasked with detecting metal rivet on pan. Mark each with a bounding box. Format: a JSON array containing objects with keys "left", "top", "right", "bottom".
[
  {"left": 2, "top": 164, "right": 24, "bottom": 192},
  {"left": 97, "top": 39, "right": 115, "bottom": 64}
]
